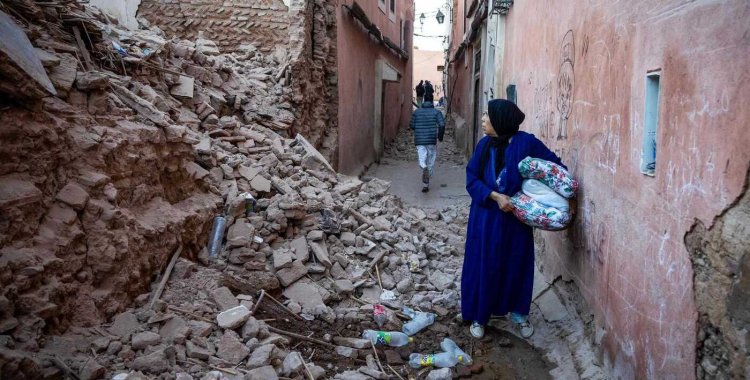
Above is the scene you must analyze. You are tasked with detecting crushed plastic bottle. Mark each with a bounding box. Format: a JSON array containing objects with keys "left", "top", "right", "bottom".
[
  {"left": 402, "top": 307, "right": 436, "bottom": 336},
  {"left": 373, "top": 304, "right": 387, "bottom": 328},
  {"left": 362, "top": 330, "right": 413, "bottom": 347},
  {"left": 243, "top": 192, "right": 256, "bottom": 216},
  {"left": 441, "top": 338, "right": 473, "bottom": 365},
  {"left": 408, "top": 352, "right": 459, "bottom": 368}
]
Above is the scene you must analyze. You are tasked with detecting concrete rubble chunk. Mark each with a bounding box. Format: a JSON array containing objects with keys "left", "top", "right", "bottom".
[
  {"left": 428, "top": 270, "right": 454, "bottom": 291},
  {"left": 309, "top": 365, "right": 326, "bottom": 380},
  {"left": 0, "top": 11, "right": 58, "bottom": 97},
  {"left": 185, "top": 340, "right": 211, "bottom": 360},
  {"left": 188, "top": 320, "right": 213, "bottom": 337},
  {"left": 184, "top": 161, "right": 209, "bottom": 180},
  {"left": 79, "top": 359, "right": 105, "bottom": 380},
  {"left": 246, "top": 365, "right": 278, "bottom": 380},
  {"left": 55, "top": 182, "right": 89, "bottom": 210},
  {"left": 131, "top": 331, "right": 161, "bottom": 350},
  {"left": 309, "top": 241, "right": 332, "bottom": 268},
  {"left": 46, "top": 54, "right": 78, "bottom": 92},
  {"left": 335, "top": 177, "right": 363, "bottom": 195},
  {"left": 425, "top": 368, "right": 452, "bottom": 380},
  {"left": 216, "top": 330, "right": 251, "bottom": 365},
  {"left": 246, "top": 343, "right": 276, "bottom": 369},
  {"left": 129, "top": 347, "right": 171, "bottom": 374},
  {"left": 34, "top": 47, "right": 60, "bottom": 67},
  {"left": 0, "top": 177, "right": 43, "bottom": 209},
  {"left": 226, "top": 221, "right": 254, "bottom": 248},
  {"left": 273, "top": 249, "right": 294, "bottom": 269},
  {"left": 238, "top": 165, "right": 261, "bottom": 181},
  {"left": 334, "top": 279, "right": 355, "bottom": 294},
  {"left": 307, "top": 230, "right": 325, "bottom": 241},
  {"left": 210, "top": 286, "right": 239, "bottom": 311},
  {"left": 108, "top": 312, "right": 140, "bottom": 338},
  {"left": 359, "top": 367, "right": 388, "bottom": 380},
  {"left": 333, "top": 370, "right": 371, "bottom": 380},
  {"left": 216, "top": 305, "right": 251, "bottom": 329},
  {"left": 241, "top": 316, "right": 260, "bottom": 339},
  {"left": 276, "top": 260, "right": 308, "bottom": 287},
  {"left": 170, "top": 75, "right": 194, "bottom": 99},
  {"left": 291, "top": 236, "right": 310, "bottom": 262},
  {"left": 194, "top": 138, "right": 211, "bottom": 154},
  {"left": 111, "top": 83, "right": 171, "bottom": 127},
  {"left": 283, "top": 281, "right": 325, "bottom": 310},
  {"left": 159, "top": 316, "right": 189, "bottom": 344},
  {"left": 335, "top": 345, "right": 357, "bottom": 359},
  {"left": 282, "top": 351, "right": 304, "bottom": 376},
  {"left": 340, "top": 232, "right": 356, "bottom": 246},
  {"left": 250, "top": 175, "right": 272, "bottom": 192},
  {"left": 75, "top": 71, "right": 109, "bottom": 91}
]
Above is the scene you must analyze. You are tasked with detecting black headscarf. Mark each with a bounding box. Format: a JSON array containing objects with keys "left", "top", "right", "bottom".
[{"left": 480, "top": 99, "right": 526, "bottom": 180}]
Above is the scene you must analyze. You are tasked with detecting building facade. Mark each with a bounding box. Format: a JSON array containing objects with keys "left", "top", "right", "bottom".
[
  {"left": 446, "top": 0, "right": 750, "bottom": 379},
  {"left": 336, "top": 0, "right": 414, "bottom": 174}
]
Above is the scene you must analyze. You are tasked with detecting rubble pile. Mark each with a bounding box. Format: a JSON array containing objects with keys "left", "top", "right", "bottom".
[
  {"left": 0, "top": 1, "right": 474, "bottom": 379},
  {"left": 383, "top": 125, "right": 466, "bottom": 166},
  {"left": 0, "top": 0, "right": 297, "bottom": 361}
]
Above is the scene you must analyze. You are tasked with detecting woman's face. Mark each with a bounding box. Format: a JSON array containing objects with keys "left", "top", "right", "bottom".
[{"left": 482, "top": 112, "right": 496, "bottom": 137}]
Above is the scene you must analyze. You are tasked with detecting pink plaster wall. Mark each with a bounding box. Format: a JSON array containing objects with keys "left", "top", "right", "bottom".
[
  {"left": 336, "top": 0, "right": 414, "bottom": 175},
  {"left": 412, "top": 49, "right": 445, "bottom": 102},
  {"left": 499, "top": 1, "right": 750, "bottom": 378}
]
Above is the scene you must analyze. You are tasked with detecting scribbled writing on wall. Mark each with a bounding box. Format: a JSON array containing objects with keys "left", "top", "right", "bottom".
[
  {"left": 556, "top": 30, "right": 575, "bottom": 140},
  {"left": 533, "top": 82, "right": 553, "bottom": 138}
]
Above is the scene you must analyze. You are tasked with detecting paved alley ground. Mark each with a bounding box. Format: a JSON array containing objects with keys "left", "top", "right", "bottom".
[{"left": 367, "top": 123, "right": 469, "bottom": 211}]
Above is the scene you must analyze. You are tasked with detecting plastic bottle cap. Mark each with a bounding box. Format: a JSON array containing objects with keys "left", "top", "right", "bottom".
[
  {"left": 408, "top": 337, "right": 414, "bottom": 343},
  {"left": 458, "top": 355, "right": 464, "bottom": 362}
]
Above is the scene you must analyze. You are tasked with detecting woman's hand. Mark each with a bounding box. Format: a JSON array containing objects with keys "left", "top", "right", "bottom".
[{"left": 490, "top": 192, "right": 514, "bottom": 212}]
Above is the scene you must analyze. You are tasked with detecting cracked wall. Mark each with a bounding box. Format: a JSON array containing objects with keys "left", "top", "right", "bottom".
[
  {"left": 497, "top": 0, "right": 750, "bottom": 378},
  {"left": 686, "top": 169, "right": 750, "bottom": 379}
]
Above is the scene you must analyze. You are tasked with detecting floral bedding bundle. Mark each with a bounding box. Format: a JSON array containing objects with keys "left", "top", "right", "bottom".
[{"left": 510, "top": 157, "right": 578, "bottom": 230}]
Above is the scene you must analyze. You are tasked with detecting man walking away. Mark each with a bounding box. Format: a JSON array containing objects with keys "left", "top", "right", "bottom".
[
  {"left": 415, "top": 80, "right": 425, "bottom": 107},
  {"left": 410, "top": 99, "right": 445, "bottom": 192},
  {"left": 424, "top": 81, "right": 435, "bottom": 105}
]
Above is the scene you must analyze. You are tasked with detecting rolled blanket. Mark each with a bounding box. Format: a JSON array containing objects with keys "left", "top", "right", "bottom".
[
  {"left": 510, "top": 193, "right": 571, "bottom": 231},
  {"left": 522, "top": 179, "right": 569, "bottom": 212},
  {"left": 518, "top": 157, "right": 578, "bottom": 198}
]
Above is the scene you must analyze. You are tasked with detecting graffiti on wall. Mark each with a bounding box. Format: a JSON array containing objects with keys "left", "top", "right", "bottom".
[
  {"left": 556, "top": 30, "right": 575, "bottom": 140},
  {"left": 533, "top": 82, "right": 553, "bottom": 138}
]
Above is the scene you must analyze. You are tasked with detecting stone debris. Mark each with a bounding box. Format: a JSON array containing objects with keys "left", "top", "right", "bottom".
[{"left": 217, "top": 305, "right": 251, "bottom": 330}]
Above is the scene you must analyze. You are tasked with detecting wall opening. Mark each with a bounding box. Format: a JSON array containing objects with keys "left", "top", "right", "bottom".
[
  {"left": 641, "top": 71, "right": 661, "bottom": 176},
  {"left": 506, "top": 84, "right": 516, "bottom": 104}
]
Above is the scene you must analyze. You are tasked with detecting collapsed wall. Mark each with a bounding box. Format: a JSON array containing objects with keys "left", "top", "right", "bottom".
[
  {"left": 686, "top": 169, "right": 750, "bottom": 379},
  {"left": 137, "top": 0, "right": 340, "bottom": 166},
  {"left": 286, "top": 0, "right": 339, "bottom": 165},
  {"left": 0, "top": 0, "right": 300, "bottom": 352},
  {"left": 137, "top": 0, "right": 290, "bottom": 54}
]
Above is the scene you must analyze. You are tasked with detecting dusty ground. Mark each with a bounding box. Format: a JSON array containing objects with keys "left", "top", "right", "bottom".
[{"left": 367, "top": 124, "right": 553, "bottom": 380}]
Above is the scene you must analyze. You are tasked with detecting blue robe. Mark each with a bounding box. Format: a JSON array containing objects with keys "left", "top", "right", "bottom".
[{"left": 461, "top": 131, "right": 565, "bottom": 325}]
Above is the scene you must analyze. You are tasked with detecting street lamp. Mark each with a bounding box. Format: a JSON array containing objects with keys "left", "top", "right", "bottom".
[
  {"left": 435, "top": 9, "right": 445, "bottom": 24},
  {"left": 419, "top": 12, "right": 425, "bottom": 25}
]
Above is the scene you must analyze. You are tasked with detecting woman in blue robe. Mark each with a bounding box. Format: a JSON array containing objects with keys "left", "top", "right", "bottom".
[{"left": 461, "top": 99, "right": 567, "bottom": 339}]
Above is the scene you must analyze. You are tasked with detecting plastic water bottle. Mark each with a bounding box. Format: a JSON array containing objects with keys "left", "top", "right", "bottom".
[
  {"left": 441, "top": 338, "right": 473, "bottom": 365},
  {"left": 373, "top": 304, "right": 387, "bottom": 328},
  {"left": 408, "top": 352, "right": 459, "bottom": 368},
  {"left": 243, "top": 192, "right": 256, "bottom": 216},
  {"left": 402, "top": 307, "right": 436, "bottom": 336},
  {"left": 362, "top": 330, "right": 413, "bottom": 347}
]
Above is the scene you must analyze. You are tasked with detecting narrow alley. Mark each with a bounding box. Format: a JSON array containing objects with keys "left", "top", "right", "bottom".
[{"left": 0, "top": 0, "right": 748, "bottom": 380}]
